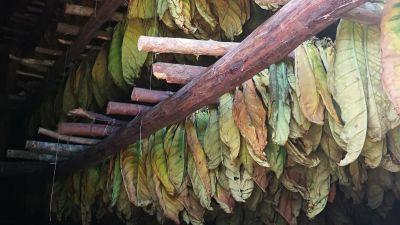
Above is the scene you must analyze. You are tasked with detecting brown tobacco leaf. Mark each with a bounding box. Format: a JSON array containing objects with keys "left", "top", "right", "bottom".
[
  {"left": 275, "top": 190, "right": 302, "bottom": 225},
  {"left": 214, "top": 183, "right": 236, "bottom": 213},
  {"left": 252, "top": 164, "right": 269, "bottom": 192},
  {"left": 328, "top": 182, "right": 337, "bottom": 203},
  {"left": 233, "top": 87, "right": 269, "bottom": 166}
]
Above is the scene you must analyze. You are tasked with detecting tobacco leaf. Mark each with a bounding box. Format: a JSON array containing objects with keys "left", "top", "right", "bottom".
[
  {"left": 387, "top": 126, "right": 400, "bottom": 162},
  {"left": 120, "top": 142, "right": 140, "bottom": 205},
  {"left": 166, "top": 0, "right": 197, "bottom": 33},
  {"left": 127, "top": 0, "right": 155, "bottom": 19},
  {"left": 111, "top": 153, "right": 122, "bottom": 207},
  {"left": 219, "top": 93, "right": 241, "bottom": 159},
  {"left": 204, "top": 109, "right": 223, "bottom": 169},
  {"left": 361, "top": 137, "right": 384, "bottom": 168},
  {"left": 285, "top": 140, "right": 320, "bottom": 168},
  {"left": 330, "top": 20, "right": 368, "bottom": 166},
  {"left": 195, "top": 0, "right": 218, "bottom": 30},
  {"left": 269, "top": 62, "right": 291, "bottom": 146},
  {"left": 91, "top": 46, "right": 109, "bottom": 108},
  {"left": 275, "top": 190, "right": 302, "bottom": 225},
  {"left": 137, "top": 138, "right": 153, "bottom": 207},
  {"left": 265, "top": 131, "right": 286, "bottom": 178},
  {"left": 214, "top": 182, "right": 236, "bottom": 213},
  {"left": 253, "top": 69, "right": 270, "bottom": 109},
  {"left": 212, "top": 0, "right": 243, "bottom": 40},
  {"left": 381, "top": 0, "right": 400, "bottom": 114}
]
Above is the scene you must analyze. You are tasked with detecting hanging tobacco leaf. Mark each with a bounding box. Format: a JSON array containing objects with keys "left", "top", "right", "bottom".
[{"left": 219, "top": 93, "right": 241, "bottom": 159}]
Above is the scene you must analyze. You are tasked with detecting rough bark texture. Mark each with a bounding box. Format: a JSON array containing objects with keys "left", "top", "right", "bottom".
[
  {"left": 57, "top": 0, "right": 366, "bottom": 177},
  {"left": 6, "top": 150, "right": 64, "bottom": 162},
  {"left": 38, "top": 128, "right": 100, "bottom": 145},
  {"left": 57, "top": 123, "right": 118, "bottom": 137},
  {"left": 138, "top": 36, "right": 239, "bottom": 56},
  {"left": 68, "top": 108, "right": 127, "bottom": 126},
  {"left": 153, "top": 63, "right": 206, "bottom": 84},
  {"left": 26, "top": 140, "right": 88, "bottom": 156},
  {"left": 131, "top": 88, "right": 174, "bottom": 103},
  {"left": 106, "top": 102, "right": 152, "bottom": 116}
]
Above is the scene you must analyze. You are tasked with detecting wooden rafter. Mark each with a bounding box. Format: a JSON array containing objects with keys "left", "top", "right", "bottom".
[{"left": 55, "top": 0, "right": 366, "bottom": 177}]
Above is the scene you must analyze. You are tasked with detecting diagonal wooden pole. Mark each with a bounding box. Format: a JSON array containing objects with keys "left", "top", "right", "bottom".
[{"left": 56, "top": 0, "right": 366, "bottom": 177}]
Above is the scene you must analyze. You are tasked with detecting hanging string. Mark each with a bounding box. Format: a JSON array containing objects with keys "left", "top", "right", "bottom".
[{"left": 49, "top": 137, "right": 61, "bottom": 221}]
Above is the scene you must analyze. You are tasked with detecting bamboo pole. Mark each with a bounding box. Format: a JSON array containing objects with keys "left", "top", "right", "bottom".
[
  {"left": 38, "top": 128, "right": 100, "bottom": 145},
  {"left": 68, "top": 108, "right": 127, "bottom": 126},
  {"left": 16, "top": 70, "right": 45, "bottom": 79},
  {"left": 131, "top": 88, "right": 174, "bottom": 103},
  {"left": 138, "top": 36, "right": 239, "bottom": 56},
  {"left": 56, "top": 0, "right": 366, "bottom": 176},
  {"left": 57, "top": 38, "right": 102, "bottom": 50},
  {"left": 57, "top": 123, "right": 118, "bottom": 137},
  {"left": 64, "top": 3, "right": 124, "bottom": 21},
  {"left": 6, "top": 149, "right": 64, "bottom": 162},
  {"left": 106, "top": 102, "right": 152, "bottom": 116},
  {"left": 56, "top": 23, "right": 111, "bottom": 41},
  {"left": 26, "top": 140, "right": 88, "bottom": 156},
  {"left": 35, "top": 47, "right": 63, "bottom": 56},
  {"left": 153, "top": 63, "right": 206, "bottom": 84}
]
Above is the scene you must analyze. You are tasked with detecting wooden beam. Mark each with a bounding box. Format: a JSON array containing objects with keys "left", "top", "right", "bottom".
[
  {"left": 26, "top": 140, "right": 88, "bottom": 156},
  {"left": 35, "top": 47, "right": 63, "bottom": 56},
  {"left": 6, "top": 149, "right": 63, "bottom": 162},
  {"left": 138, "top": 36, "right": 239, "bottom": 56},
  {"left": 153, "top": 63, "right": 206, "bottom": 84},
  {"left": 68, "top": 108, "right": 127, "bottom": 126},
  {"left": 57, "top": 123, "right": 118, "bottom": 137},
  {"left": 56, "top": 0, "right": 366, "bottom": 176},
  {"left": 38, "top": 128, "right": 100, "bottom": 145},
  {"left": 106, "top": 102, "right": 152, "bottom": 116},
  {"left": 131, "top": 88, "right": 174, "bottom": 103},
  {"left": 64, "top": 3, "right": 124, "bottom": 21},
  {"left": 56, "top": 23, "right": 111, "bottom": 40}
]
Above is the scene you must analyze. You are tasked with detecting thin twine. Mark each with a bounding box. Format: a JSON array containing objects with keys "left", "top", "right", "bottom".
[{"left": 49, "top": 137, "right": 61, "bottom": 221}]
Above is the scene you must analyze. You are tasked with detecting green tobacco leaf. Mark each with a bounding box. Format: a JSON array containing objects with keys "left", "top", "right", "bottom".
[
  {"left": 253, "top": 69, "right": 270, "bottom": 108},
  {"left": 195, "top": 110, "right": 210, "bottom": 146},
  {"left": 204, "top": 109, "right": 223, "bottom": 169},
  {"left": 112, "top": 153, "right": 122, "bottom": 206},
  {"left": 212, "top": 0, "right": 243, "bottom": 40},
  {"left": 91, "top": 46, "right": 109, "bottom": 108},
  {"left": 122, "top": 19, "right": 148, "bottom": 86},
  {"left": 164, "top": 123, "right": 186, "bottom": 193},
  {"left": 330, "top": 20, "right": 368, "bottom": 166},
  {"left": 265, "top": 134, "right": 286, "bottom": 179},
  {"left": 108, "top": 21, "right": 130, "bottom": 92},
  {"left": 151, "top": 129, "right": 175, "bottom": 194},
  {"left": 269, "top": 62, "right": 291, "bottom": 146},
  {"left": 127, "top": 0, "right": 155, "bottom": 19},
  {"left": 120, "top": 142, "right": 140, "bottom": 205},
  {"left": 167, "top": 0, "right": 197, "bottom": 33},
  {"left": 137, "top": 138, "right": 153, "bottom": 207},
  {"left": 195, "top": 0, "right": 218, "bottom": 30},
  {"left": 239, "top": 138, "right": 254, "bottom": 175},
  {"left": 219, "top": 93, "right": 241, "bottom": 159},
  {"left": 381, "top": 0, "right": 400, "bottom": 114}
]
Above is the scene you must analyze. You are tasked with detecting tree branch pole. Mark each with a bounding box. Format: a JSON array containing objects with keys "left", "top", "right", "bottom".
[
  {"left": 68, "top": 108, "right": 127, "bottom": 126},
  {"left": 16, "top": 70, "right": 45, "bottom": 79},
  {"left": 26, "top": 140, "right": 88, "bottom": 156},
  {"left": 131, "top": 88, "right": 174, "bottom": 103},
  {"left": 56, "top": 23, "right": 111, "bottom": 41},
  {"left": 57, "top": 0, "right": 366, "bottom": 177},
  {"left": 57, "top": 123, "right": 118, "bottom": 137},
  {"left": 38, "top": 127, "right": 100, "bottom": 145},
  {"left": 6, "top": 149, "right": 65, "bottom": 162},
  {"left": 106, "top": 102, "right": 152, "bottom": 116},
  {"left": 153, "top": 63, "right": 206, "bottom": 84},
  {"left": 64, "top": 3, "right": 124, "bottom": 21},
  {"left": 35, "top": 47, "right": 63, "bottom": 56}
]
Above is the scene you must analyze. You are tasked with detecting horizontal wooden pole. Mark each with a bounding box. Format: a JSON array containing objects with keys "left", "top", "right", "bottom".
[
  {"left": 57, "top": 38, "right": 102, "bottom": 50},
  {"left": 153, "top": 63, "right": 205, "bottom": 84},
  {"left": 35, "top": 47, "right": 63, "bottom": 56},
  {"left": 26, "top": 140, "right": 88, "bottom": 156},
  {"left": 138, "top": 36, "right": 239, "bottom": 56},
  {"left": 68, "top": 108, "right": 127, "bottom": 126},
  {"left": 57, "top": 123, "right": 118, "bottom": 137},
  {"left": 7, "top": 149, "right": 64, "bottom": 162},
  {"left": 16, "top": 70, "right": 44, "bottom": 79},
  {"left": 9, "top": 54, "right": 54, "bottom": 66},
  {"left": 56, "top": 0, "right": 365, "bottom": 177},
  {"left": 106, "top": 102, "right": 152, "bottom": 116},
  {"left": 131, "top": 87, "right": 174, "bottom": 103},
  {"left": 38, "top": 127, "right": 100, "bottom": 145},
  {"left": 56, "top": 23, "right": 111, "bottom": 41},
  {"left": 64, "top": 3, "right": 124, "bottom": 21}
]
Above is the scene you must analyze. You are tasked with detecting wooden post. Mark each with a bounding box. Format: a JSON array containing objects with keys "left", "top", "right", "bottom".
[
  {"left": 138, "top": 36, "right": 239, "bottom": 56},
  {"left": 153, "top": 63, "right": 206, "bottom": 84},
  {"left": 106, "top": 102, "right": 152, "bottom": 116},
  {"left": 68, "top": 108, "right": 127, "bottom": 126},
  {"left": 57, "top": 0, "right": 366, "bottom": 176},
  {"left": 64, "top": 3, "right": 124, "bottom": 21},
  {"left": 57, "top": 123, "right": 118, "bottom": 137},
  {"left": 6, "top": 150, "right": 64, "bottom": 162},
  {"left": 26, "top": 140, "right": 88, "bottom": 156},
  {"left": 35, "top": 47, "right": 63, "bottom": 56},
  {"left": 38, "top": 128, "right": 100, "bottom": 145},
  {"left": 56, "top": 23, "right": 111, "bottom": 41},
  {"left": 131, "top": 88, "right": 174, "bottom": 103}
]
